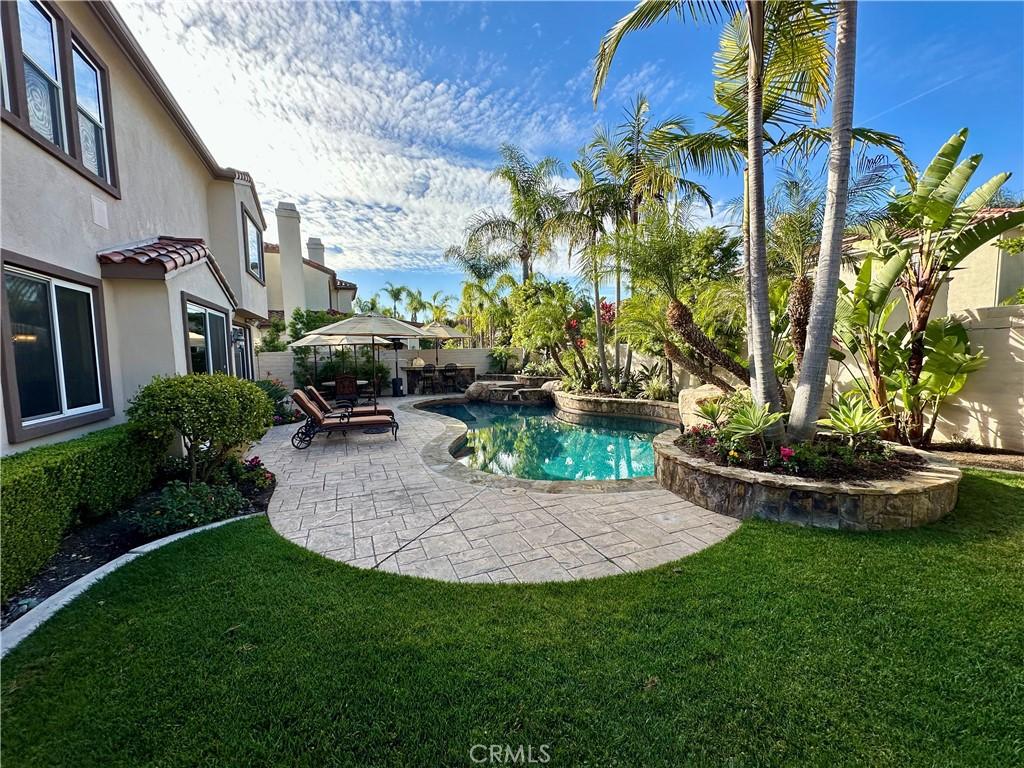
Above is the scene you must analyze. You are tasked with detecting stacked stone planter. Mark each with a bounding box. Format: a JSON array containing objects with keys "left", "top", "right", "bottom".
[
  {"left": 652, "top": 431, "right": 961, "bottom": 531},
  {"left": 552, "top": 391, "right": 679, "bottom": 426}
]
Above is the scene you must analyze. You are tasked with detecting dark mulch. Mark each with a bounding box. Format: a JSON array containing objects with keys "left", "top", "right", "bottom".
[
  {"left": 0, "top": 484, "right": 274, "bottom": 630},
  {"left": 674, "top": 435, "right": 924, "bottom": 482}
]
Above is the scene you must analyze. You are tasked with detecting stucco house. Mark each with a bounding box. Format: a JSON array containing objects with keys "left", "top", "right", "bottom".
[
  {"left": 1, "top": 0, "right": 269, "bottom": 453},
  {"left": 261, "top": 201, "right": 358, "bottom": 331}
]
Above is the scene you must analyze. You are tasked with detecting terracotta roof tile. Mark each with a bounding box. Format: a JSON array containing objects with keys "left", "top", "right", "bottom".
[
  {"left": 97, "top": 236, "right": 237, "bottom": 307},
  {"left": 264, "top": 242, "right": 281, "bottom": 254},
  {"left": 97, "top": 236, "right": 210, "bottom": 271}
]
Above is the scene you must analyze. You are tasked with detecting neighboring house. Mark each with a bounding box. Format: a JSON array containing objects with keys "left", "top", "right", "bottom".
[
  {"left": 261, "top": 202, "right": 357, "bottom": 331},
  {"left": 0, "top": 0, "right": 269, "bottom": 454}
]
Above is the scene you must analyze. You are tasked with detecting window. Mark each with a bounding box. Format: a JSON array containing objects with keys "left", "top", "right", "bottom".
[
  {"left": 1, "top": 10, "right": 10, "bottom": 111},
  {"left": 242, "top": 209, "right": 263, "bottom": 281},
  {"left": 187, "top": 302, "right": 229, "bottom": 374},
  {"left": 3, "top": 266, "right": 102, "bottom": 423},
  {"left": 72, "top": 45, "right": 106, "bottom": 180},
  {"left": 0, "top": 1, "right": 118, "bottom": 194},
  {"left": 17, "top": 0, "right": 64, "bottom": 149},
  {"left": 232, "top": 325, "right": 252, "bottom": 380}
]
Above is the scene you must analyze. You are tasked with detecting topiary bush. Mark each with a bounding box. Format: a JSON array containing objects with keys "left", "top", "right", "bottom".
[
  {"left": 0, "top": 424, "right": 165, "bottom": 600},
  {"left": 128, "top": 374, "right": 272, "bottom": 485}
]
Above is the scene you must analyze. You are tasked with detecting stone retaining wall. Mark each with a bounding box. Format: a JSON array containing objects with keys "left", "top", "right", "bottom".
[
  {"left": 652, "top": 431, "right": 961, "bottom": 531},
  {"left": 552, "top": 391, "right": 679, "bottom": 426}
]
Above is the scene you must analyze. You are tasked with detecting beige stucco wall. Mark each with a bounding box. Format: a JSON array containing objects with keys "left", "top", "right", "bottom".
[
  {"left": 303, "top": 263, "right": 331, "bottom": 311},
  {"left": 931, "top": 306, "right": 1024, "bottom": 451},
  {"left": 0, "top": 2, "right": 246, "bottom": 454},
  {"left": 275, "top": 204, "right": 305, "bottom": 321},
  {"left": 207, "top": 180, "right": 268, "bottom": 321},
  {"left": 334, "top": 287, "right": 355, "bottom": 314}
]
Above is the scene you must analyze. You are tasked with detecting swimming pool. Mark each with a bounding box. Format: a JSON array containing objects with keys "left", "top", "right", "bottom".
[{"left": 424, "top": 401, "right": 664, "bottom": 482}]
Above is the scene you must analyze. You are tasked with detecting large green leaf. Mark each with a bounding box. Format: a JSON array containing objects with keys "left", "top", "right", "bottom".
[
  {"left": 946, "top": 172, "right": 1013, "bottom": 233},
  {"left": 867, "top": 248, "right": 911, "bottom": 310},
  {"left": 909, "top": 129, "right": 968, "bottom": 215},
  {"left": 942, "top": 209, "right": 1024, "bottom": 270},
  {"left": 923, "top": 154, "right": 981, "bottom": 230}
]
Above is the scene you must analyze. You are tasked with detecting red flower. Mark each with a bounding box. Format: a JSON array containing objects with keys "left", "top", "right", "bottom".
[{"left": 780, "top": 446, "right": 795, "bottom": 461}]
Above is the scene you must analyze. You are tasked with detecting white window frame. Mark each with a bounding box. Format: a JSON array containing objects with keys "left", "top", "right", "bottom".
[
  {"left": 187, "top": 302, "right": 230, "bottom": 375},
  {"left": 19, "top": 0, "right": 67, "bottom": 150},
  {"left": 232, "top": 323, "right": 253, "bottom": 380},
  {"left": 71, "top": 42, "right": 107, "bottom": 182},
  {"left": 6, "top": 265, "right": 104, "bottom": 425}
]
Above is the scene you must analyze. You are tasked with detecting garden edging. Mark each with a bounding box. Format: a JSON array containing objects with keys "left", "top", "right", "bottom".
[
  {"left": 653, "top": 430, "right": 961, "bottom": 530},
  {"left": 0, "top": 513, "right": 262, "bottom": 658}
]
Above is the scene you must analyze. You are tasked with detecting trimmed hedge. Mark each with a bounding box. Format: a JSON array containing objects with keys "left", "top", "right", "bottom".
[{"left": 1, "top": 424, "right": 165, "bottom": 601}]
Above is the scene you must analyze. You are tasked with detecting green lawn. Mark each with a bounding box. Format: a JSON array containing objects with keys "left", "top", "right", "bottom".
[{"left": 2, "top": 469, "right": 1022, "bottom": 767}]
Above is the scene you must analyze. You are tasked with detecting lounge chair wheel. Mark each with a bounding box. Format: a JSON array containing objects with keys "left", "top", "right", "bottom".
[{"left": 291, "top": 426, "right": 313, "bottom": 449}]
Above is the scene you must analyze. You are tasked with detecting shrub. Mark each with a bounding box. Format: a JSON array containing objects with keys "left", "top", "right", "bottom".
[
  {"left": 128, "top": 374, "right": 272, "bottom": 485},
  {"left": 0, "top": 424, "right": 164, "bottom": 600},
  {"left": 123, "top": 481, "right": 245, "bottom": 539},
  {"left": 641, "top": 378, "right": 672, "bottom": 402},
  {"left": 818, "top": 392, "right": 890, "bottom": 450}
]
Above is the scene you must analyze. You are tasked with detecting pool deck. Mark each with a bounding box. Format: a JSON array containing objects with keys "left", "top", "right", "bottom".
[{"left": 256, "top": 395, "right": 739, "bottom": 583}]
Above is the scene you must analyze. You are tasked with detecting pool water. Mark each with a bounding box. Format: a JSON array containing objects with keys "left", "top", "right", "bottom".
[{"left": 425, "top": 402, "right": 664, "bottom": 482}]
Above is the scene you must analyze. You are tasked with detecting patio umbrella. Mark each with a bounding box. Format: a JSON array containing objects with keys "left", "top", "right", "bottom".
[
  {"left": 314, "top": 312, "right": 427, "bottom": 396},
  {"left": 420, "top": 321, "right": 471, "bottom": 364}
]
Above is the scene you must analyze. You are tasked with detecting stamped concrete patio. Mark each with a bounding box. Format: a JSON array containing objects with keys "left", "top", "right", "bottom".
[{"left": 255, "top": 395, "right": 739, "bottom": 583}]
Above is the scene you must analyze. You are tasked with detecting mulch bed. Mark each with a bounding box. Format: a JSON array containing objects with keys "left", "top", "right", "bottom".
[
  {"left": 1, "top": 484, "right": 274, "bottom": 630},
  {"left": 673, "top": 435, "right": 924, "bottom": 482}
]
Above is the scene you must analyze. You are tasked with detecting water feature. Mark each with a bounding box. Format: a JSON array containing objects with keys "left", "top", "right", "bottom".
[{"left": 424, "top": 401, "right": 663, "bottom": 482}]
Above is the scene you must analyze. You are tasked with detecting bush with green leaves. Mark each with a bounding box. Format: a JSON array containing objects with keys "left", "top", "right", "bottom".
[
  {"left": 818, "top": 392, "right": 891, "bottom": 450},
  {"left": 641, "top": 377, "right": 672, "bottom": 402},
  {"left": 0, "top": 424, "right": 164, "bottom": 600},
  {"left": 123, "top": 481, "right": 245, "bottom": 539},
  {"left": 720, "top": 399, "right": 786, "bottom": 453},
  {"left": 128, "top": 374, "right": 272, "bottom": 485}
]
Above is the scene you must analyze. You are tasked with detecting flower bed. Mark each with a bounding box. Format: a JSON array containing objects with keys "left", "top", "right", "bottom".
[{"left": 653, "top": 431, "right": 961, "bottom": 530}]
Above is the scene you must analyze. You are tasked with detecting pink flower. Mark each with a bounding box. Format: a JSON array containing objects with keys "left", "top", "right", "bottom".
[{"left": 780, "top": 446, "right": 795, "bottom": 461}]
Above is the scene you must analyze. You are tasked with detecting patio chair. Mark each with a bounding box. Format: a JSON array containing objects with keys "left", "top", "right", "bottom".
[
  {"left": 421, "top": 364, "right": 437, "bottom": 394},
  {"left": 442, "top": 363, "right": 458, "bottom": 393},
  {"left": 304, "top": 386, "right": 394, "bottom": 418},
  {"left": 290, "top": 390, "right": 398, "bottom": 449},
  {"left": 334, "top": 373, "right": 359, "bottom": 406}
]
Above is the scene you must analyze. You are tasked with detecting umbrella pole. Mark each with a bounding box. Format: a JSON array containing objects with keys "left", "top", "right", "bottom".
[{"left": 313, "top": 348, "right": 318, "bottom": 386}]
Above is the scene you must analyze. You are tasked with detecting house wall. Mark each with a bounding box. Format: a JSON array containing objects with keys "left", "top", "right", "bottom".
[
  {"left": 334, "top": 288, "right": 355, "bottom": 314},
  {"left": 303, "top": 263, "right": 331, "bottom": 311},
  {"left": 0, "top": 2, "right": 251, "bottom": 454},
  {"left": 275, "top": 203, "right": 305, "bottom": 322},
  {"left": 207, "top": 179, "right": 268, "bottom": 321},
  {"left": 264, "top": 250, "right": 283, "bottom": 312}
]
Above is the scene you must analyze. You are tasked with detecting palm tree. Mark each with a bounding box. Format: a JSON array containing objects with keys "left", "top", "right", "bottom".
[
  {"left": 404, "top": 288, "right": 428, "bottom": 323},
  {"left": 428, "top": 290, "right": 455, "bottom": 324},
  {"left": 591, "top": 93, "right": 714, "bottom": 375},
  {"left": 467, "top": 144, "right": 565, "bottom": 283},
  {"left": 556, "top": 151, "right": 629, "bottom": 391},
  {"left": 444, "top": 242, "right": 503, "bottom": 282},
  {"left": 382, "top": 282, "right": 406, "bottom": 319},
  {"left": 354, "top": 293, "right": 382, "bottom": 313}
]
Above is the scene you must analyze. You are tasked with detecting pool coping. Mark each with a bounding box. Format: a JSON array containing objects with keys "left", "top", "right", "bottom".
[{"left": 404, "top": 397, "right": 662, "bottom": 495}]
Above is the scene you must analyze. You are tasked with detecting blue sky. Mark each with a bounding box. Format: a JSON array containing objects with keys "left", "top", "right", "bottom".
[{"left": 120, "top": 1, "right": 1024, "bottom": 307}]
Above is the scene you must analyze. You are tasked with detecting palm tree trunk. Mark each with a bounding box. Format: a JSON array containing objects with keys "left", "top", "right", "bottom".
[
  {"left": 788, "top": 0, "right": 858, "bottom": 440},
  {"left": 667, "top": 299, "right": 750, "bottom": 385},
  {"left": 788, "top": 274, "right": 813, "bottom": 368},
  {"left": 614, "top": 253, "right": 621, "bottom": 374},
  {"left": 663, "top": 340, "right": 735, "bottom": 393},
  {"left": 743, "top": 1, "right": 784, "bottom": 434},
  {"left": 593, "top": 258, "right": 611, "bottom": 391}
]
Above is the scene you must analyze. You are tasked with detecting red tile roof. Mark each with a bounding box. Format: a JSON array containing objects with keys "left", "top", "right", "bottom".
[
  {"left": 264, "top": 242, "right": 281, "bottom": 254},
  {"left": 97, "top": 236, "right": 237, "bottom": 306},
  {"left": 97, "top": 236, "right": 210, "bottom": 271}
]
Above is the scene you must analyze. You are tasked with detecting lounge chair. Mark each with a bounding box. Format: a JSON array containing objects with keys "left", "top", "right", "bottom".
[
  {"left": 290, "top": 390, "right": 398, "bottom": 449},
  {"left": 304, "top": 386, "right": 394, "bottom": 418}
]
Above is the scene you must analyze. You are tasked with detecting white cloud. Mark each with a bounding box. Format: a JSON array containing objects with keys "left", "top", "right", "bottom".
[{"left": 116, "top": 0, "right": 593, "bottom": 274}]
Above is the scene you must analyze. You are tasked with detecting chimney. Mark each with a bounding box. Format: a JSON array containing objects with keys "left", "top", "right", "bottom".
[
  {"left": 275, "top": 202, "right": 305, "bottom": 321},
  {"left": 307, "top": 237, "right": 325, "bottom": 265}
]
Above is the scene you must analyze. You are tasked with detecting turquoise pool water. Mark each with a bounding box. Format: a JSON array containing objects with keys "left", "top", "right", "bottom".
[{"left": 425, "top": 402, "right": 663, "bottom": 482}]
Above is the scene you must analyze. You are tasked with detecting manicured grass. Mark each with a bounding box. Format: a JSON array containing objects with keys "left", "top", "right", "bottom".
[{"left": 2, "top": 470, "right": 1022, "bottom": 767}]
